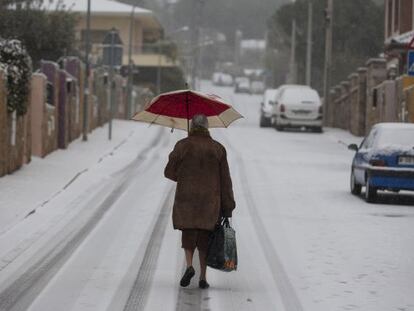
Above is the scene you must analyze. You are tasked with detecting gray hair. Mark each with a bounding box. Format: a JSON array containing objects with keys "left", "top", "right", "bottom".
[{"left": 191, "top": 114, "right": 209, "bottom": 129}]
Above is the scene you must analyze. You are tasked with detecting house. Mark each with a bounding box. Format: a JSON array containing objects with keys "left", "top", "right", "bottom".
[
  {"left": 385, "top": 0, "right": 414, "bottom": 46},
  {"left": 384, "top": 0, "right": 414, "bottom": 75},
  {"left": 56, "top": 0, "right": 178, "bottom": 69}
]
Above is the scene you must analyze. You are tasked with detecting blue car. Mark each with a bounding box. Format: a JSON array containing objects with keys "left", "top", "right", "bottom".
[{"left": 348, "top": 123, "right": 414, "bottom": 203}]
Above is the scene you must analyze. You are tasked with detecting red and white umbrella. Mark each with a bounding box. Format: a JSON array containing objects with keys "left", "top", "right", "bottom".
[{"left": 132, "top": 89, "right": 243, "bottom": 131}]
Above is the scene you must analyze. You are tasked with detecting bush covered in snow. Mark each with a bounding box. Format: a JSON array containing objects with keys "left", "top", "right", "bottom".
[{"left": 0, "top": 38, "right": 32, "bottom": 116}]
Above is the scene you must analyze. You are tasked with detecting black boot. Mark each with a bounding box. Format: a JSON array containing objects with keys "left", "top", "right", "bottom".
[
  {"left": 199, "top": 279, "right": 210, "bottom": 289},
  {"left": 180, "top": 266, "right": 195, "bottom": 287}
]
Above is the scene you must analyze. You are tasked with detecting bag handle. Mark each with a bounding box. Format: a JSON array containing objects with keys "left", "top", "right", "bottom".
[{"left": 222, "top": 217, "right": 230, "bottom": 227}]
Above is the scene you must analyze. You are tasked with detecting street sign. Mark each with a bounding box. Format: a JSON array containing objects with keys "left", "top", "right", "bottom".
[
  {"left": 102, "top": 28, "right": 123, "bottom": 67},
  {"left": 408, "top": 51, "right": 414, "bottom": 76}
]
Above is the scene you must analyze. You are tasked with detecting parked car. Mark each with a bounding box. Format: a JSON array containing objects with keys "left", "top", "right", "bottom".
[
  {"left": 212, "top": 72, "right": 233, "bottom": 86},
  {"left": 234, "top": 77, "right": 250, "bottom": 93},
  {"left": 348, "top": 123, "right": 414, "bottom": 203},
  {"left": 250, "top": 81, "right": 265, "bottom": 94},
  {"left": 272, "top": 84, "right": 323, "bottom": 132},
  {"left": 260, "top": 89, "right": 278, "bottom": 128},
  {"left": 220, "top": 74, "right": 233, "bottom": 86}
]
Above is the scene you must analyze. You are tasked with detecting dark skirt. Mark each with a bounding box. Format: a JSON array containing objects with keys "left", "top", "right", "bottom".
[{"left": 181, "top": 229, "right": 211, "bottom": 252}]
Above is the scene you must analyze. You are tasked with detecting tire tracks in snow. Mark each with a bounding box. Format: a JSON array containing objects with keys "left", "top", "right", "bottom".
[
  {"left": 121, "top": 131, "right": 206, "bottom": 311},
  {"left": 175, "top": 256, "right": 206, "bottom": 311},
  {"left": 122, "top": 131, "right": 207, "bottom": 311},
  {"left": 122, "top": 187, "right": 174, "bottom": 311},
  {"left": 0, "top": 128, "right": 167, "bottom": 311},
  {"left": 222, "top": 134, "right": 304, "bottom": 311}
]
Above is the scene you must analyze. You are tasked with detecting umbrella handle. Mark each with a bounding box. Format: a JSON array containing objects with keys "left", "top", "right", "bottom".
[{"left": 186, "top": 89, "right": 190, "bottom": 134}]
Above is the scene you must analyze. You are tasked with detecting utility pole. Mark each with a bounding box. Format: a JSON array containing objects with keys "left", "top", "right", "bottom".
[
  {"left": 82, "top": 0, "right": 91, "bottom": 141},
  {"left": 323, "top": 0, "right": 333, "bottom": 125},
  {"left": 108, "top": 29, "right": 116, "bottom": 140},
  {"left": 190, "top": 0, "right": 205, "bottom": 90},
  {"left": 288, "top": 19, "right": 297, "bottom": 84},
  {"left": 126, "top": 6, "right": 135, "bottom": 119},
  {"left": 197, "top": 28, "right": 205, "bottom": 90},
  {"left": 234, "top": 30, "right": 243, "bottom": 68},
  {"left": 306, "top": 1, "right": 313, "bottom": 86}
]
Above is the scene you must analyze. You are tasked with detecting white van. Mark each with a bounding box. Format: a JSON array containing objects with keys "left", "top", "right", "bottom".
[
  {"left": 260, "top": 89, "right": 279, "bottom": 127},
  {"left": 272, "top": 85, "right": 323, "bottom": 132}
]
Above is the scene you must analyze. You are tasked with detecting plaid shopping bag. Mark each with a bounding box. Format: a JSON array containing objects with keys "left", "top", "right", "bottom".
[{"left": 207, "top": 218, "right": 237, "bottom": 272}]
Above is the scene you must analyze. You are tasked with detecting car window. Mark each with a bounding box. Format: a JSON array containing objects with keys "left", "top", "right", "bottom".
[
  {"left": 376, "top": 128, "right": 414, "bottom": 147},
  {"left": 361, "top": 129, "right": 377, "bottom": 149},
  {"left": 281, "top": 88, "right": 320, "bottom": 103},
  {"left": 276, "top": 89, "right": 284, "bottom": 101}
]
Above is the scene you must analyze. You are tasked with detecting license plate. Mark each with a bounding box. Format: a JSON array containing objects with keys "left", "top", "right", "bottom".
[
  {"left": 398, "top": 156, "right": 414, "bottom": 165},
  {"left": 293, "top": 109, "right": 311, "bottom": 115}
]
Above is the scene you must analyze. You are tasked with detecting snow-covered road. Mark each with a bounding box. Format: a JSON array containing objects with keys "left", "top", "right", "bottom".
[{"left": 0, "top": 81, "right": 413, "bottom": 311}]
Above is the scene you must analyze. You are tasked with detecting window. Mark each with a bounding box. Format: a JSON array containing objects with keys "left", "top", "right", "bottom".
[
  {"left": 81, "top": 30, "right": 108, "bottom": 45},
  {"left": 361, "top": 129, "right": 377, "bottom": 149},
  {"left": 377, "top": 128, "right": 414, "bottom": 146}
]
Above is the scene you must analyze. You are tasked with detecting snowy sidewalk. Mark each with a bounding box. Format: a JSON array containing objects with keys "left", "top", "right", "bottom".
[{"left": 0, "top": 120, "right": 152, "bottom": 233}]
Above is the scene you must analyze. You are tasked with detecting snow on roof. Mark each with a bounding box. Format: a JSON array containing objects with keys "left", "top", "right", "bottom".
[
  {"left": 243, "top": 68, "right": 264, "bottom": 76},
  {"left": 264, "top": 89, "right": 278, "bottom": 95},
  {"left": 49, "top": 0, "right": 152, "bottom": 15},
  {"left": 374, "top": 122, "right": 414, "bottom": 130},
  {"left": 278, "top": 84, "right": 311, "bottom": 90},
  {"left": 240, "top": 40, "right": 266, "bottom": 50},
  {"left": 282, "top": 87, "right": 320, "bottom": 103},
  {"left": 264, "top": 89, "right": 279, "bottom": 100},
  {"left": 386, "top": 30, "right": 414, "bottom": 45}
]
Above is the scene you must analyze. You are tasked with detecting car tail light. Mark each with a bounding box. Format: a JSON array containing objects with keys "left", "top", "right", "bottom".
[
  {"left": 369, "top": 159, "right": 387, "bottom": 167},
  {"left": 318, "top": 106, "right": 323, "bottom": 114},
  {"left": 280, "top": 104, "right": 286, "bottom": 113}
]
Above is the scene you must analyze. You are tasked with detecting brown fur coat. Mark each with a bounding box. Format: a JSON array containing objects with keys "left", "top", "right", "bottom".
[{"left": 164, "top": 131, "right": 235, "bottom": 231}]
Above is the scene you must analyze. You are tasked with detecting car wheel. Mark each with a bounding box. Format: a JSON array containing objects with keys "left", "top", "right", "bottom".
[
  {"left": 314, "top": 127, "right": 323, "bottom": 133},
  {"left": 276, "top": 125, "right": 284, "bottom": 131},
  {"left": 350, "top": 170, "right": 362, "bottom": 195},
  {"left": 260, "top": 116, "right": 266, "bottom": 128},
  {"left": 365, "top": 175, "right": 377, "bottom": 203}
]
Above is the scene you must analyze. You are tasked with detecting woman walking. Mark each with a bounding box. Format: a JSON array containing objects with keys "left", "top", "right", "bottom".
[{"left": 164, "top": 114, "right": 236, "bottom": 289}]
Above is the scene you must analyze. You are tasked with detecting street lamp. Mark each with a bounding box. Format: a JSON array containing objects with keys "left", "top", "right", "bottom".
[{"left": 126, "top": 5, "right": 136, "bottom": 119}]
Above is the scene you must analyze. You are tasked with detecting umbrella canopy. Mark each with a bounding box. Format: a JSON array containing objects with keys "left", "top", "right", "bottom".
[{"left": 132, "top": 89, "right": 243, "bottom": 131}]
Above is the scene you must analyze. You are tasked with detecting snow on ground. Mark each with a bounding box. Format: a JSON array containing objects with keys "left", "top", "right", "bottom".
[
  {"left": 0, "top": 120, "right": 152, "bottom": 232},
  {"left": 205, "top": 81, "right": 414, "bottom": 311},
  {"left": 0, "top": 81, "right": 413, "bottom": 311}
]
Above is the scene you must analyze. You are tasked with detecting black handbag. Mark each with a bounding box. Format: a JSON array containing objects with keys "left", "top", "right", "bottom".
[{"left": 206, "top": 218, "right": 226, "bottom": 270}]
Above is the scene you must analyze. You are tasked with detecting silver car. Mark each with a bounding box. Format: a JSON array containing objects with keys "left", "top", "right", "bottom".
[{"left": 272, "top": 84, "right": 323, "bottom": 132}]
